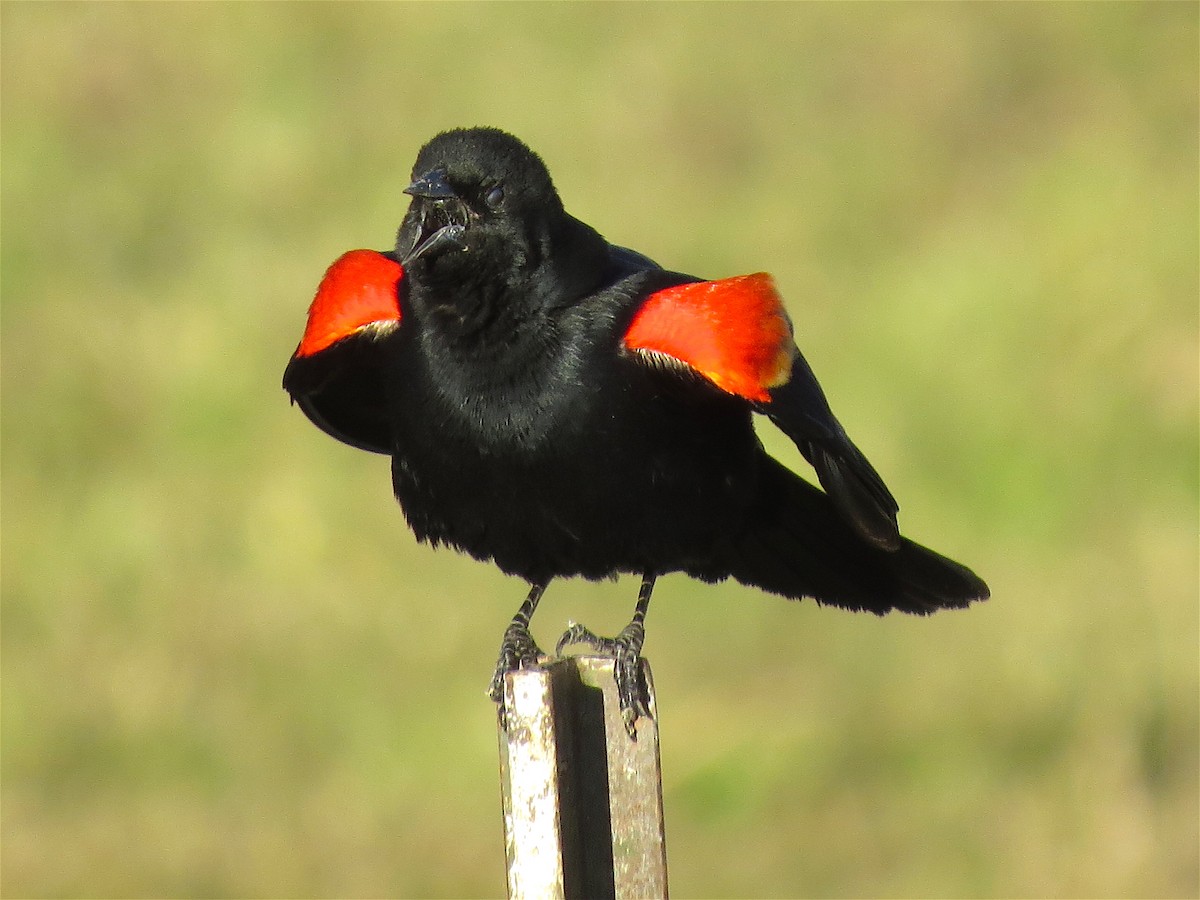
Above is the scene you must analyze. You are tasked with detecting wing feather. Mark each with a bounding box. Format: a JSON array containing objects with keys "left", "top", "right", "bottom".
[
  {"left": 622, "top": 273, "right": 901, "bottom": 549},
  {"left": 282, "top": 249, "right": 404, "bottom": 454}
]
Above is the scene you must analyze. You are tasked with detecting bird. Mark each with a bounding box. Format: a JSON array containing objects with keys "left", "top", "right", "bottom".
[{"left": 282, "top": 126, "right": 989, "bottom": 737}]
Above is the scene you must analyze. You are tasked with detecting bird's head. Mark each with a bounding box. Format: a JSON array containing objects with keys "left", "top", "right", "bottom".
[{"left": 396, "top": 128, "right": 568, "bottom": 290}]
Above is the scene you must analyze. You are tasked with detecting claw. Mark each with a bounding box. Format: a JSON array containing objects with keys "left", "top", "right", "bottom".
[
  {"left": 487, "top": 620, "right": 544, "bottom": 702},
  {"left": 553, "top": 572, "right": 657, "bottom": 739},
  {"left": 556, "top": 622, "right": 617, "bottom": 657},
  {"left": 488, "top": 583, "right": 547, "bottom": 730},
  {"left": 490, "top": 575, "right": 659, "bottom": 738}
]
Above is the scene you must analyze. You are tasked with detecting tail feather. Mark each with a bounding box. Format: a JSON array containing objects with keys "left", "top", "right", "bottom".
[{"left": 719, "top": 458, "right": 989, "bottom": 615}]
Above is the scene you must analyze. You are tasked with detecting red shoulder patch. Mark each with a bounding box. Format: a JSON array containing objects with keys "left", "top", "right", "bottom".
[
  {"left": 294, "top": 250, "right": 404, "bottom": 358},
  {"left": 623, "top": 273, "right": 795, "bottom": 402}
]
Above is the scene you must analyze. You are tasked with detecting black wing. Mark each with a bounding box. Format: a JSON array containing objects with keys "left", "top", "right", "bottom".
[
  {"left": 759, "top": 351, "right": 901, "bottom": 550},
  {"left": 283, "top": 340, "right": 394, "bottom": 455}
]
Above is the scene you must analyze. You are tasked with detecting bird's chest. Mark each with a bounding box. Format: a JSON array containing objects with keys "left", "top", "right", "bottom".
[
  {"left": 394, "top": 324, "right": 589, "bottom": 458},
  {"left": 382, "top": 315, "right": 759, "bottom": 579},
  {"left": 385, "top": 328, "right": 605, "bottom": 522}
]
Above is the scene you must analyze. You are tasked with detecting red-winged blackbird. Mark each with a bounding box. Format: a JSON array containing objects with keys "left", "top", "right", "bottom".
[{"left": 283, "top": 127, "right": 989, "bottom": 735}]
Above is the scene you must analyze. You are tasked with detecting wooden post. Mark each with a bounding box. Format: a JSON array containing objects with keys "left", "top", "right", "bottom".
[{"left": 497, "top": 656, "right": 668, "bottom": 899}]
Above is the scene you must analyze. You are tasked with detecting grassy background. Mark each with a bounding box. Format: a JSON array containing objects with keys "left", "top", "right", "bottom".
[{"left": 3, "top": 3, "right": 1196, "bottom": 897}]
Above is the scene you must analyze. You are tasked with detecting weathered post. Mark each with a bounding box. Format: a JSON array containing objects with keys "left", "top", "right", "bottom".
[{"left": 497, "top": 656, "right": 668, "bottom": 899}]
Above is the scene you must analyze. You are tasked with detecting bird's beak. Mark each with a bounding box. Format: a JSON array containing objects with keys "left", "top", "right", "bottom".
[
  {"left": 404, "top": 168, "right": 458, "bottom": 200},
  {"left": 401, "top": 168, "right": 468, "bottom": 265}
]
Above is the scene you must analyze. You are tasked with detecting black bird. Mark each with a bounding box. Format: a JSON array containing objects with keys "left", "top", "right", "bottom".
[{"left": 283, "top": 127, "right": 989, "bottom": 735}]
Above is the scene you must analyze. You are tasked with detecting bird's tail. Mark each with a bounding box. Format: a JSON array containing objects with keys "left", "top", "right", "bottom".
[{"left": 717, "top": 458, "right": 989, "bottom": 614}]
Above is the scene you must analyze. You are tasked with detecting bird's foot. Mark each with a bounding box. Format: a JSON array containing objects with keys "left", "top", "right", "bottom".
[
  {"left": 556, "top": 620, "right": 651, "bottom": 739},
  {"left": 487, "top": 619, "right": 545, "bottom": 729}
]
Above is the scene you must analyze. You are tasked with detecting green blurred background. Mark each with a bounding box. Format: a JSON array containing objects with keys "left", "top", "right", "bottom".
[{"left": 3, "top": 3, "right": 1196, "bottom": 897}]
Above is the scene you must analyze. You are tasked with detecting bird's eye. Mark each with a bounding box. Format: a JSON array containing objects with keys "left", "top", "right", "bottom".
[{"left": 485, "top": 185, "right": 504, "bottom": 208}]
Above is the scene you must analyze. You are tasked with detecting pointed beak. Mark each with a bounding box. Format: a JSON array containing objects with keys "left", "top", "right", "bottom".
[
  {"left": 404, "top": 168, "right": 458, "bottom": 200},
  {"left": 400, "top": 168, "right": 469, "bottom": 266},
  {"left": 400, "top": 221, "right": 466, "bottom": 266}
]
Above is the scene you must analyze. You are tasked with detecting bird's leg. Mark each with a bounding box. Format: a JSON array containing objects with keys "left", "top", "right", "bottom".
[
  {"left": 487, "top": 582, "right": 548, "bottom": 727},
  {"left": 556, "top": 572, "right": 656, "bottom": 738}
]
